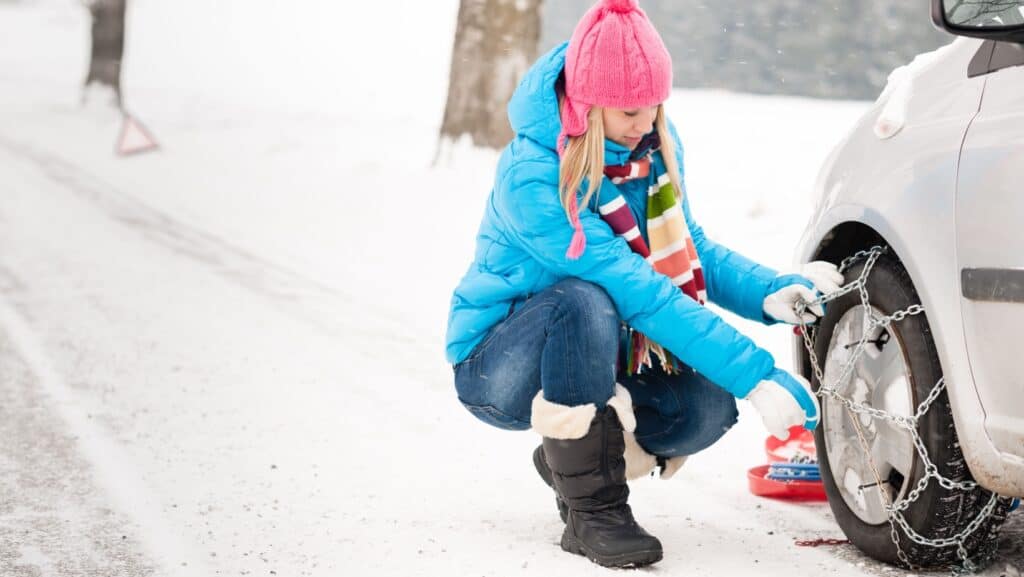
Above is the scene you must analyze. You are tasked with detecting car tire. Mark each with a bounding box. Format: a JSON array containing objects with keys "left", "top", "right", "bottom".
[{"left": 810, "top": 252, "right": 1012, "bottom": 569}]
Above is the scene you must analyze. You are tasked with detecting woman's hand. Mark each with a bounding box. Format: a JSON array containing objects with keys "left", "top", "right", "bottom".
[
  {"left": 797, "top": 261, "right": 845, "bottom": 294},
  {"left": 746, "top": 368, "right": 820, "bottom": 441},
  {"left": 762, "top": 261, "right": 844, "bottom": 325}
]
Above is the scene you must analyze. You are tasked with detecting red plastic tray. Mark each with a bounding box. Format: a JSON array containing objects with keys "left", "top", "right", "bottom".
[
  {"left": 747, "top": 464, "right": 827, "bottom": 501},
  {"left": 765, "top": 426, "right": 818, "bottom": 463}
]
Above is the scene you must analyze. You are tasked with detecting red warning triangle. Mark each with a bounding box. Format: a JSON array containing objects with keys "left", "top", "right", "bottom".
[{"left": 117, "top": 113, "right": 159, "bottom": 156}]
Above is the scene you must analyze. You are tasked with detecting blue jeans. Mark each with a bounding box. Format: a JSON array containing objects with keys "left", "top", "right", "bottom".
[{"left": 453, "top": 278, "right": 739, "bottom": 458}]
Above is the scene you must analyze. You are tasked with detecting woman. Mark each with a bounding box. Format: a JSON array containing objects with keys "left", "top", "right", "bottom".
[{"left": 444, "top": 0, "right": 842, "bottom": 567}]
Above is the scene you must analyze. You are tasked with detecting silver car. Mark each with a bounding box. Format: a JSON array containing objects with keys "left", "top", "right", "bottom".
[{"left": 794, "top": 0, "right": 1024, "bottom": 569}]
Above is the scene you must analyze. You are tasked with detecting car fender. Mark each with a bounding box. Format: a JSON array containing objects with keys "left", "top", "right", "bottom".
[{"left": 795, "top": 37, "right": 1024, "bottom": 495}]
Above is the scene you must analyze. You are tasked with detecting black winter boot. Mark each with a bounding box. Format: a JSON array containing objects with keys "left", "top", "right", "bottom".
[
  {"left": 532, "top": 444, "right": 568, "bottom": 523},
  {"left": 540, "top": 407, "right": 663, "bottom": 567}
]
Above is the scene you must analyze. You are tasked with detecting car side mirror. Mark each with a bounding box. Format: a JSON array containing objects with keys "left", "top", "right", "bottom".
[{"left": 932, "top": 0, "right": 1024, "bottom": 41}]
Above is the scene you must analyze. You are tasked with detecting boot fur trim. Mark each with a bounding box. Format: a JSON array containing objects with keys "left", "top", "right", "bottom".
[
  {"left": 622, "top": 439, "right": 690, "bottom": 480},
  {"left": 530, "top": 384, "right": 635, "bottom": 440},
  {"left": 605, "top": 384, "right": 636, "bottom": 432},
  {"left": 623, "top": 431, "right": 658, "bottom": 480},
  {"left": 659, "top": 456, "right": 689, "bottom": 480},
  {"left": 530, "top": 394, "right": 596, "bottom": 440}
]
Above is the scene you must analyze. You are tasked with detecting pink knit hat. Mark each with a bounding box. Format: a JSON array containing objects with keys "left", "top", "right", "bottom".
[{"left": 559, "top": 0, "right": 673, "bottom": 259}]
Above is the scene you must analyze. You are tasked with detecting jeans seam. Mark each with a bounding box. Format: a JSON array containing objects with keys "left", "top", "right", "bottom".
[
  {"left": 635, "top": 377, "right": 686, "bottom": 440},
  {"left": 458, "top": 398, "right": 531, "bottom": 429},
  {"left": 636, "top": 412, "right": 689, "bottom": 442},
  {"left": 636, "top": 403, "right": 738, "bottom": 452},
  {"left": 581, "top": 295, "right": 596, "bottom": 406},
  {"left": 459, "top": 322, "right": 506, "bottom": 366},
  {"left": 462, "top": 301, "right": 541, "bottom": 373},
  {"left": 459, "top": 296, "right": 534, "bottom": 366},
  {"left": 560, "top": 300, "right": 578, "bottom": 406}
]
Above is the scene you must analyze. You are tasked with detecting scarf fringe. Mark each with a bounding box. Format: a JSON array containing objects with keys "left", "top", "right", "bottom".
[{"left": 624, "top": 329, "right": 682, "bottom": 376}]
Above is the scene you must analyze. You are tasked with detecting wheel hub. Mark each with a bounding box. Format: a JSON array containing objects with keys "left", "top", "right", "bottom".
[{"left": 822, "top": 304, "right": 917, "bottom": 525}]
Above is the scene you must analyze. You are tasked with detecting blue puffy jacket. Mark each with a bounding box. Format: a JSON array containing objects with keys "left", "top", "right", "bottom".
[{"left": 445, "top": 42, "right": 782, "bottom": 399}]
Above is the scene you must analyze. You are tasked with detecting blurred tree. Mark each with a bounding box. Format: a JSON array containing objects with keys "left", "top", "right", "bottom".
[
  {"left": 83, "top": 0, "right": 126, "bottom": 107},
  {"left": 440, "top": 0, "right": 544, "bottom": 149}
]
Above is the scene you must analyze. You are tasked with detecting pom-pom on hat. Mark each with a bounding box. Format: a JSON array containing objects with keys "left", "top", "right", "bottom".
[{"left": 559, "top": 0, "right": 673, "bottom": 259}]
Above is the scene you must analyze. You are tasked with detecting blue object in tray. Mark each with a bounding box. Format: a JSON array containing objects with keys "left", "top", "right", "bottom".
[{"left": 766, "top": 462, "right": 821, "bottom": 482}]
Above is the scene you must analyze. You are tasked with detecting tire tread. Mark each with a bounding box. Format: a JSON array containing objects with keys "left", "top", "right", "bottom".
[{"left": 811, "top": 253, "right": 1011, "bottom": 570}]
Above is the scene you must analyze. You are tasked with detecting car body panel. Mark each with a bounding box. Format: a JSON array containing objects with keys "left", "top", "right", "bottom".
[
  {"left": 956, "top": 61, "right": 1024, "bottom": 463},
  {"left": 795, "top": 37, "right": 1024, "bottom": 496}
]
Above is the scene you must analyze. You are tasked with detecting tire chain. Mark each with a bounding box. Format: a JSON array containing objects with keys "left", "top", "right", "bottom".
[{"left": 795, "top": 246, "right": 1009, "bottom": 575}]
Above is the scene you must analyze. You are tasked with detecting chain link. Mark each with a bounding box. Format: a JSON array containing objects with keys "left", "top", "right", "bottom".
[{"left": 796, "top": 246, "right": 1006, "bottom": 574}]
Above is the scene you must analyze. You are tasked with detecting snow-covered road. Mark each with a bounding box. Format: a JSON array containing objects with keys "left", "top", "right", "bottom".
[
  {"left": 0, "top": 135, "right": 465, "bottom": 576},
  {"left": 1, "top": 1, "right": 1020, "bottom": 574},
  {"left": 3, "top": 131, "right": 1021, "bottom": 577},
  {"left": 0, "top": 138, "right": 849, "bottom": 576}
]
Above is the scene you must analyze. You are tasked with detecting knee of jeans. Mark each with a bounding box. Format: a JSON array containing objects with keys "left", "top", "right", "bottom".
[
  {"left": 694, "top": 397, "right": 738, "bottom": 448},
  {"left": 455, "top": 369, "right": 535, "bottom": 428},
  {"left": 717, "top": 398, "right": 740, "bottom": 431},
  {"left": 700, "top": 388, "right": 739, "bottom": 430},
  {"left": 455, "top": 380, "right": 533, "bottom": 431},
  {"left": 549, "top": 279, "right": 619, "bottom": 343}
]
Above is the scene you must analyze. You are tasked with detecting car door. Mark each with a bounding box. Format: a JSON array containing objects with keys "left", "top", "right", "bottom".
[{"left": 955, "top": 41, "right": 1024, "bottom": 460}]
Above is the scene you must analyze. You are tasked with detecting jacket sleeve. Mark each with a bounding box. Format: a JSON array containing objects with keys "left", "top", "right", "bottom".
[
  {"left": 667, "top": 121, "right": 782, "bottom": 325},
  {"left": 494, "top": 161, "right": 774, "bottom": 399}
]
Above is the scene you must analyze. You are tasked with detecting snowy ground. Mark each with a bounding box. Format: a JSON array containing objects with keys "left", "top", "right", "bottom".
[{"left": 0, "top": 1, "right": 1020, "bottom": 576}]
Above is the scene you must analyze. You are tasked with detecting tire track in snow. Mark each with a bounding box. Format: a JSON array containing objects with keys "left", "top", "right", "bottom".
[
  {"left": 0, "top": 314, "right": 155, "bottom": 577},
  {"left": 0, "top": 296, "right": 210, "bottom": 577},
  {"left": 0, "top": 134, "right": 427, "bottom": 365}
]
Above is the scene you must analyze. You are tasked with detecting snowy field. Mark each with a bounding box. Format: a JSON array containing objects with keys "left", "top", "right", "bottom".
[{"left": 1, "top": 1, "right": 1020, "bottom": 576}]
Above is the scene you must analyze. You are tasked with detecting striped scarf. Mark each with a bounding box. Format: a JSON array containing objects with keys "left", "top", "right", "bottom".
[{"left": 600, "top": 142, "right": 706, "bottom": 375}]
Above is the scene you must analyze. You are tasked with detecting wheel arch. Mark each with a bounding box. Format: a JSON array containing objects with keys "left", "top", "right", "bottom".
[
  {"left": 794, "top": 217, "right": 1024, "bottom": 497},
  {"left": 795, "top": 220, "right": 896, "bottom": 383}
]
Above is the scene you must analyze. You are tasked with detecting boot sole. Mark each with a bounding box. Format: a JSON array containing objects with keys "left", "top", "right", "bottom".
[{"left": 560, "top": 532, "right": 663, "bottom": 568}]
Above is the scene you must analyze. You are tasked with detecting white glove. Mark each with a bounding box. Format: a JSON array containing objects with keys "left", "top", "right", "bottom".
[
  {"left": 762, "top": 261, "right": 844, "bottom": 325},
  {"left": 763, "top": 283, "right": 823, "bottom": 324},
  {"left": 746, "top": 368, "right": 820, "bottom": 441},
  {"left": 798, "top": 261, "right": 845, "bottom": 294}
]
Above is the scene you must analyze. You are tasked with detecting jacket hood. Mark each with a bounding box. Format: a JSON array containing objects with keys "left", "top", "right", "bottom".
[{"left": 507, "top": 41, "right": 633, "bottom": 165}]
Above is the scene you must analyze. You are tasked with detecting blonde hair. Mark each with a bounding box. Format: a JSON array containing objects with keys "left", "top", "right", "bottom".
[{"left": 559, "top": 105, "right": 685, "bottom": 224}]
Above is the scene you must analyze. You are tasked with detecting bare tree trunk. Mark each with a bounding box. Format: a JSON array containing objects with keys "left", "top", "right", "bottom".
[
  {"left": 439, "top": 0, "right": 543, "bottom": 150},
  {"left": 84, "top": 0, "right": 126, "bottom": 108}
]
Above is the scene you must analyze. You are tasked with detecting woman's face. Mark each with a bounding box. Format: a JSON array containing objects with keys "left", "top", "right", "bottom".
[{"left": 602, "top": 105, "right": 659, "bottom": 150}]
